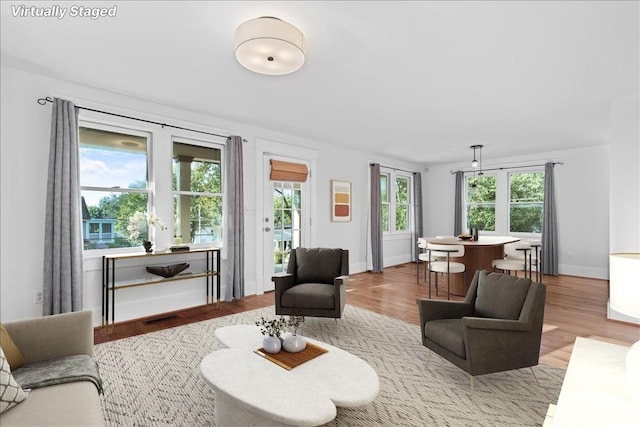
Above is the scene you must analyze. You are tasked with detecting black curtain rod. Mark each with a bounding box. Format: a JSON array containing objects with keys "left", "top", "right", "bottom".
[
  {"left": 37, "top": 96, "right": 233, "bottom": 140},
  {"left": 370, "top": 163, "right": 416, "bottom": 174},
  {"left": 450, "top": 161, "right": 563, "bottom": 175}
]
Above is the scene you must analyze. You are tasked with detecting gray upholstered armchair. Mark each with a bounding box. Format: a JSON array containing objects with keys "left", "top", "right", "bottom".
[
  {"left": 417, "top": 270, "right": 546, "bottom": 397},
  {"left": 273, "top": 248, "right": 349, "bottom": 319}
]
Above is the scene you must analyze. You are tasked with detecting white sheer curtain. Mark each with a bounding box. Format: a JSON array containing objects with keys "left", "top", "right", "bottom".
[{"left": 43, "top": 98, "right": 83, "bottom": 315}]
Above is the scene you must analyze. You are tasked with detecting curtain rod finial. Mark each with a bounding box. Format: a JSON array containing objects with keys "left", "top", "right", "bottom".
[{"left": 37, "top": 96, "right": 53, "bottom": 105}]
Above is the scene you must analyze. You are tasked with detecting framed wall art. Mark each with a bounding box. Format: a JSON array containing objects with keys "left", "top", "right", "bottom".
[{"left": 331, "top": 180, "right": 351, "bottom": 222}]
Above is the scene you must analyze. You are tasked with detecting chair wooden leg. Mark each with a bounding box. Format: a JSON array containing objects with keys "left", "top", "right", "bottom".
[
  {"left": 425, "top": 349, "right": 431, "bottom": 367},
  {"left": 530, "top": 366, "right": 540, "bottom": 386},
  {"left": 428, "top": 267, "right": 432, "bottom": 298}
]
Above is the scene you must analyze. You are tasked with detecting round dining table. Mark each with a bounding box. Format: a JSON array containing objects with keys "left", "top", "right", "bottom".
[{"left": 425, "top": 235, "right": 520, "bottom": 296}]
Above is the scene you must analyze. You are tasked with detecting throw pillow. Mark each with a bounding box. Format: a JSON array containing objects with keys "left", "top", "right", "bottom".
[
  {"left": 0, "top": 325, "right": 25, "bottom": 369},
  {"left": 0, "top": 348, "right": 29, "bottom": 414},
  {"left": 474, "top": 271, "right": 531, "bottom": 320}
]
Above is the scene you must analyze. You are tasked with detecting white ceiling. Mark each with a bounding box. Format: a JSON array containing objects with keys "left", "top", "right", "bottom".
[{"left": 1, "top": 1, "right": 638, "bottom": 165}]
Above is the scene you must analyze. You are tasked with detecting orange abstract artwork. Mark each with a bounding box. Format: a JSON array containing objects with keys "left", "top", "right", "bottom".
[{"left": 331, "top": 180, "right": 351, "bottom": 222}]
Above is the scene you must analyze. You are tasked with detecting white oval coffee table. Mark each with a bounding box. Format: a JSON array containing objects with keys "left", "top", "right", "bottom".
[
  {"left": 200, "top": 348, "right": 336, "bottom": 426},
  {"left": 214, "top": 324, "right": 380, "bottom": 408}
]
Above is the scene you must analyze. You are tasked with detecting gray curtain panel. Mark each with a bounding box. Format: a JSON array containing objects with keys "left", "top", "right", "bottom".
[
  {"left": 454, "top": 170, "right": 464, "bottom": 236},
  {"left": 224, "top": 136, "right": 245, "bottom": 300},
  {"left": 370, "top": 163, "right": 383, "bottom": 272},
  {"left": 542, "top": 162, "right": 558, "bottom": 275},
  {"left": 413, "top": 172, "right": 423, "bottom": 263},
  {"left": 43, "top": 98, "right": 83, "bottom": 315}
]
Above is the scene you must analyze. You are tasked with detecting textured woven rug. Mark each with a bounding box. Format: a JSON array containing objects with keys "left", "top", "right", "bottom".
[{"left": 94, "top": 305, "right": 564, "bottom": 426}]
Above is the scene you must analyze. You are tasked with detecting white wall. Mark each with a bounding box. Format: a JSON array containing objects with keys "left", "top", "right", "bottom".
[
  {"left": 609, "top": 96, "right": 640, "bottom": 253},
  {"left": 424, "top": 145, "right": 611, "bottom": 279},
  {"left": 0, "top": 64, "right": 421, "bottom": 324},
  {"left": 607, "top": 96, "right": 639, "bottom": 324}
]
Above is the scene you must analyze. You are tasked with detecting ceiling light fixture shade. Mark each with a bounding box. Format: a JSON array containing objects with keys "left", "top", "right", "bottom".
[{"left": 235, "top": 16, "right": 305, "bottom": 76}]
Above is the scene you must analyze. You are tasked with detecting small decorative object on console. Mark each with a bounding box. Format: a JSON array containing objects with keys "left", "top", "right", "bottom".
[
  {"left": 170, "top": 245, "right": 191, "bottom": 253},
  {"left": 146, "top": 263, "right": 190, "bottom": 278}
]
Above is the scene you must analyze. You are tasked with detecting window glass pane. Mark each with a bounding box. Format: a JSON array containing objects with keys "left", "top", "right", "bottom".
[
  {"left": 381, "top": 204, "right": 389, "bottom": 232},
  {"left": 79, "top": 127, "right": 147, "bottom": 189},
  {"left": 80, "top": 127, "right": 150, "bottom": 250},
  {"left": 396, "top": 204, "right": 409, "bottom": 231},
  {"left": 293, "top": 186, "right": 301, "bottom": 209},
  {"left": 81, "top": 190, "right": 149, "bottom": 250},
  {"left": 173, "top": 141, "right": 223, "bottom": 244},
  {"left": 466, "top": 175, "right": 496, "bottom": 231},
  {"left": 395, "top": 176, "right": 410, "bottom": 231},
  {"left": 173, "top": 142, "right": 221, "bottom": 193},
  {"left": 274, "top": 210, "right": 283, "bottom": 228},
  {"left": 380, "top": 175, "right": 388, "bottom": 202},
  {"left": 395, "top": 177, "right": 408, "bottom": 203},
  {"left": 173, "top": 195, "right": 222, "bottom": 243},
  {"left": 509, "top": 172, "right": 544, "bottom": 233}
]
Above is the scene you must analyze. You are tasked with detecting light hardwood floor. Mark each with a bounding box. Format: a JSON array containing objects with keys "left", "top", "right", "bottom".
[{"left": 95, "top": 263, "right": 640, "bottom": 369}]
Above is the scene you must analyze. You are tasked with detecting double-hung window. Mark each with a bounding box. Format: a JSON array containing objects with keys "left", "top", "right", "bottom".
[
  {"left": 464, "top": 169, "right": 544, "bottom": 236},
  {"left": 465, "top": 175, "right": 496, "bottom": 232},
  {"left": 380, "top": 169, "right": 413, "bottom": 234},
  {"left": 173, "top": 140, "right": 223, "bottom": 244},
  {"left": 508, "top": 171, "right": 544, "bottom": 234},
  {"left": 79, "top": 117, "right": 225, "bottom": 252},
  {"left": 79, "top": 125, "right": 150, "bottom": 250}
]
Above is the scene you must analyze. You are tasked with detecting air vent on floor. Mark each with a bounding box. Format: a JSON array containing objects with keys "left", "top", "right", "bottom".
[{"left": 143, "top": 315, "right": 178, "bottom": 325}]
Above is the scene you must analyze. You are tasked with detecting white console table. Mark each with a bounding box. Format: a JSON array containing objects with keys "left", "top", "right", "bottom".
[{"left": 549, "top": 337, "right": 637, "bottom": 426}]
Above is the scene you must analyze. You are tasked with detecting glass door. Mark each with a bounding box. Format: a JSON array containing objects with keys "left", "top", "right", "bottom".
[{"left": 262, "top": 155, "right": 309, "bottom": 292}]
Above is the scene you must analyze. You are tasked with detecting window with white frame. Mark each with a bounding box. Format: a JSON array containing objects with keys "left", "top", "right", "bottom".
[
  {"left": 381, "top": 169, "right": 413, "bottom": 234},
  {"left": 508, "top": 171, "right": 544, "bottom": 234},
  {"left": 79, "top": 125, "right": 150, "bottom": 250},
  {"left": 172, "top": 140, "right": 223, "bottom": 244},
  {"left": 79, "top": 120, "right": 225, "bottom": 251},
  {"left": 465, "top": 174, "right": 496, "bottom": 232},
  {"left": 464, "top": 169, "right": 544, "bottom": 235}
]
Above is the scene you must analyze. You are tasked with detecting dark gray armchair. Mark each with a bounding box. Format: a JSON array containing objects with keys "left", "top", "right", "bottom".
[
  {"left": 417, "top": 270, "right": 546, "bottom": 396},
  {"left": 273, "top": 248, "right": 349, "bottom": 319}
]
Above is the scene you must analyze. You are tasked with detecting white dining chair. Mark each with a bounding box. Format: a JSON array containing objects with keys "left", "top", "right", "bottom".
[
  {"left": 417, "top": 238, "right": 430, "bottom": 283},
  {"left": 528, "top": 239, "right": 542, "bottom": 283},
  {"left": 427, "top": 243, "right": 466, "bottom": 300},
  {"left": 492, "top": 241, "right": 532, "bottom": 278}
]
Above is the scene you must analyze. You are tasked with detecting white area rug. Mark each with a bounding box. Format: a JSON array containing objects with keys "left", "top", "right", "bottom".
[{"left": 94, "top": 305, "right": 564, "bottom": 426}]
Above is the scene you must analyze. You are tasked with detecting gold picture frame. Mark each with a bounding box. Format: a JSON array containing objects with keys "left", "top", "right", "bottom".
[{"left": 331, "top": 180, "right": 351, "bottom": 222}]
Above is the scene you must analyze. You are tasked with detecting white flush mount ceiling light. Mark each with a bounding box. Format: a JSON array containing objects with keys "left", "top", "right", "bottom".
[{"left": 235, "top": 16, "right": 305, "bottom": 76}]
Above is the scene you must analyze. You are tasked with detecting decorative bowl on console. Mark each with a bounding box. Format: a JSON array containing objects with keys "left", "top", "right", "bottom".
[{"left": 146, "top": 263, "right": 190, "bottom": 278}]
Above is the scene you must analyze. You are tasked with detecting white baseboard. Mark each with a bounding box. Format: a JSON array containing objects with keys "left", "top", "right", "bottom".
[{"left": 559, "top": 263, "right": 608, "bottom": 280}]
